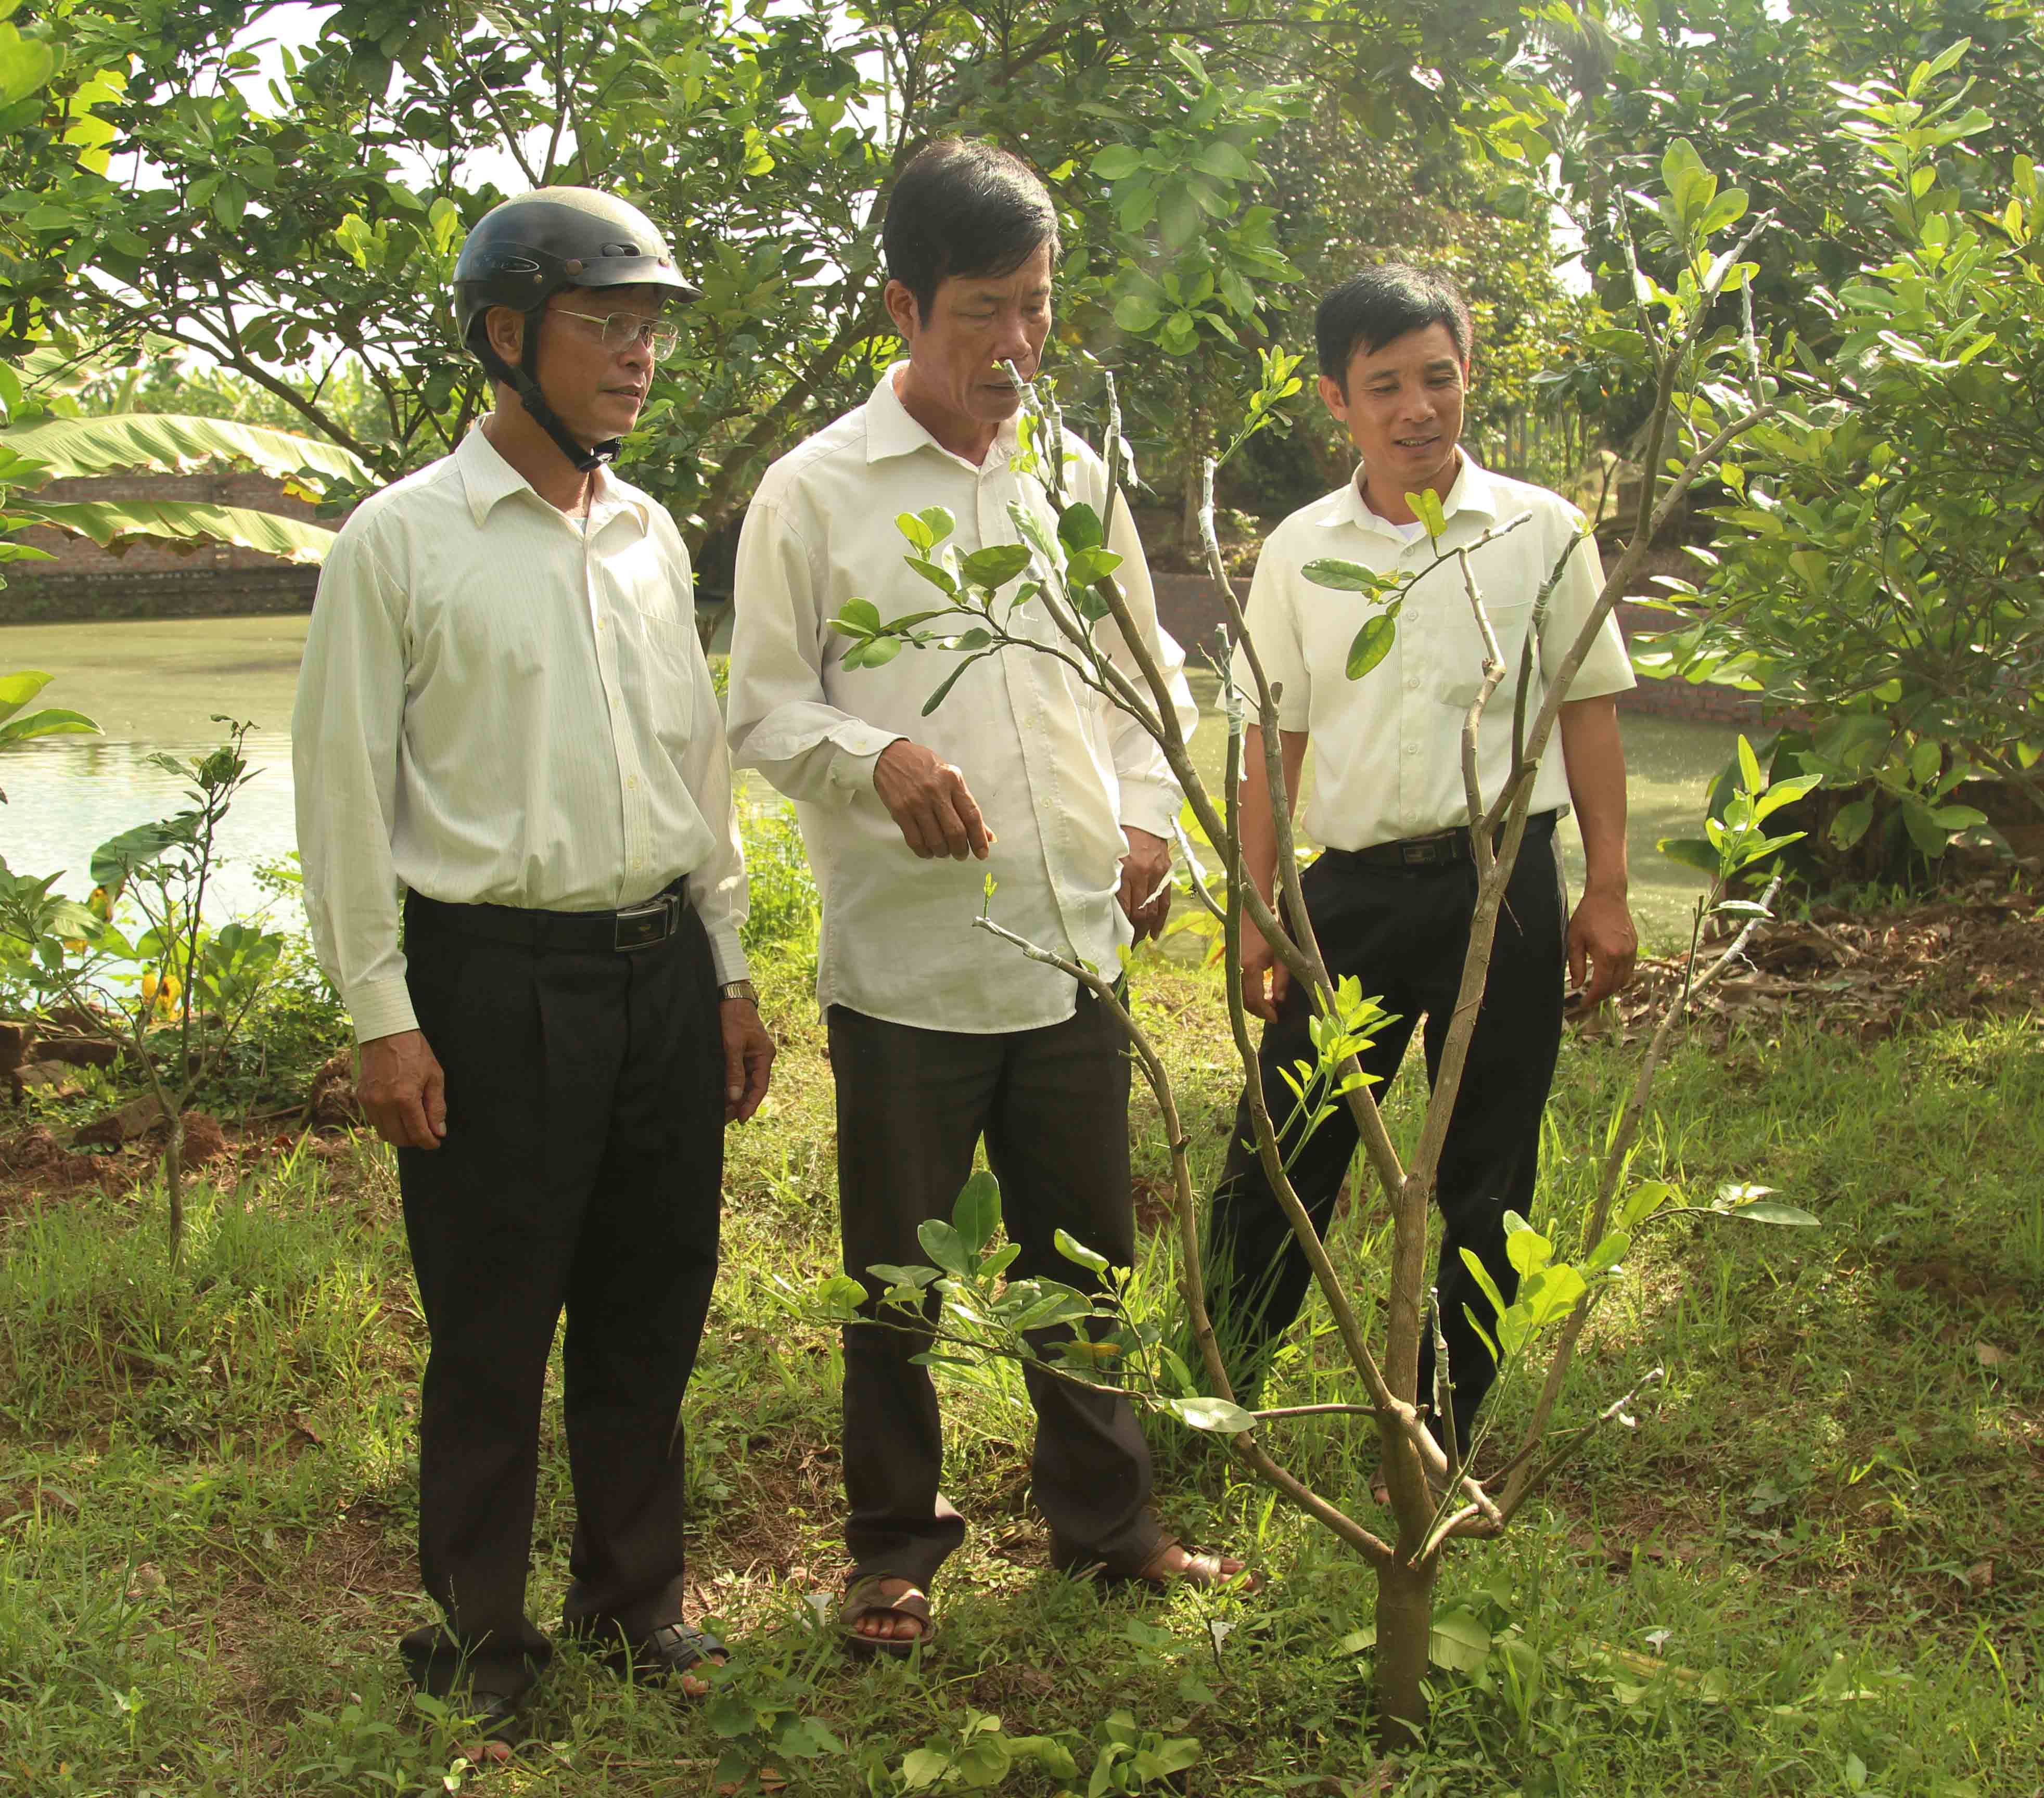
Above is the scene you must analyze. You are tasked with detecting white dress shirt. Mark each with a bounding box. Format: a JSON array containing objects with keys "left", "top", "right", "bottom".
[
  {"left": 1233, "top": 455, "right": 1635, "bottom": 851},
  {"left": 726, "top": 366, "right": 1196, "bottom": 1034},
  {"left": 293, "top": 426, "right": 748, "bottom": 1045}
]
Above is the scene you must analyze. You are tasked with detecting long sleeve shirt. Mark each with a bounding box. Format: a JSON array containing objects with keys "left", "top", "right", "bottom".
[
  {"left": 292, "top": 425, "right": 748, "bottom": 1045},
  {"left": 726, "top": 366, "right": 1195, "bottom": 1034},
  {"left": 1234, "top": 455, "right": 1636, "bottom": 850}
]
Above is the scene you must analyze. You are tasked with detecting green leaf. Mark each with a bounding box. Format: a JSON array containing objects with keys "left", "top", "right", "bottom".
[
  {"left": 1736, "top": 734, "right": 1765, "bottom": 796},
  {"left": 0, "top": 30, "right": 57, "bottom": 108},
  {"left": 919, "top": 655, "right": 982, "bottom": 717},
  {"left": 914, "top": 506, "right": 955, "bottom": 545},
  {"left": 1091, "top": 145, "right": 1145, "bottom": 182},
  {"left": 896, "top": 510, "right": 934, "bottom": 553},
  {"left": 834, "top": 598, "right": 882, "bottom": 636},
  {"left": 813, "top": 1274, "right": 868, "bottom": 1318},
  {"left": 1828, "top": 800, "right": 1873, "bottom": 852},
  {"left": 952, "top": 1170, "right": 1001, "bottom": 1256},
  {"left": 91, "top": 814, "right": 201, "bottom": 889},
  {"left": 1052, "top": 1228, "right": 1110, "bottom": 1276},
  {"left": 0, "top": 669, "right": 52, "bottom": 724},
  {"left": 1113, "top": 292, "right": 1163, "bottom": 335},
  {"left": 0, "top": 412, "right": 367, "bottom": 485},
  {"left": 958, "top": 543, "right": 1032, "bottom": 589},
  {"left": 916, "top": 1218, "right": 972, "bottom": 1278},
  {"left": 1299, "top": 557, "right": 1393, "bottom": 594},
  {"left": 1064, "top": 546, "right": 1123, "bottom": 588},
  {"left": 1460, "top": 1246, "right": 1508, "bottom": 1321},
  {"left": 1929, "top": 804, "right": 1988, "bottom": 831},
  {"left": 1619, "top": 1180, "right": 1678, "bottom": 1230},
  {"left": 23, "top": 497, "right": 337, "bottom": 564},
  {"left": 1410, "top": 489, "right": 1448, "bottom": 538},
  {"left": 1345, "top": 614, "right": 1397, "bottom": 680},
  {"left": 1057, "top": 501, "right": 1104, "bottom": 554},
  {"left": 1504, "top": 1216, "right": 1554, "bottom": 1277},
  {"left": 904, "top": 555, "right": 958, "bottom": 597},
  {"left": 1723, "top": 1201, "right": 1821, "bottom": 1227},
  {"left": 1167, "top": 1394, "right": 1257, "bottom": 1434},
  {"left": 1429, "top": 1608, "right": 1492, "bottom": 1672},
  {"left": 0, "top": 705, "right": 98, "bottom": 747},
  {"left": 1900, "top": 799, "right": 1953, "bottom": 858},
  {"left": 1583, "top": 1230, "right": 1631, "bottom": 1277},
  {"left": 1655, "top": 836, "right": 1721, "bottom": 876}
]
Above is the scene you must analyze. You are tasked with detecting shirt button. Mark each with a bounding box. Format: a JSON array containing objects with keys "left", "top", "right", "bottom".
[
  {"left": 627, "top": 775, "right": 639, "bottom": 791},
  {"left": 1406, "top": 675, "right": 1421, "bottom": 691},
  {"left": 1405, "top": 742, "right": 1420, "bottom": 756}
]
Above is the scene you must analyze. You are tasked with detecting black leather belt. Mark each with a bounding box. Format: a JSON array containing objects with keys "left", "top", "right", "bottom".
[
  {"left": 405, "top": 878, "right": 691, "bottom": 953},
  {"left": 1336, "top": 810, "right": 1556, "bottom": 872}
]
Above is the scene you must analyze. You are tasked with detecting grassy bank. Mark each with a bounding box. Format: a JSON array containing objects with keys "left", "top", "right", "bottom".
[{"left": 2, "top": 951, "right": 2039, "bottom": 1796}]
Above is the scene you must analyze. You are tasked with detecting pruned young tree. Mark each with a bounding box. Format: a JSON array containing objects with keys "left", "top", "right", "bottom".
[{"left": 808, "top": 143, "right": 1819, "bottom": 1748}]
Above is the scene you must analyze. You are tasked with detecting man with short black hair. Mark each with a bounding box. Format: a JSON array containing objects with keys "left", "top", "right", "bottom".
[
  {"left": 295, "top": 187, "right": 774, "bottom": 1744},
  {"left": 728, "top": 138, "right": 1249, "bottom": 1655},
  {"left": 1205, "top": 261, "right": 1638, "bottom": 1464}
]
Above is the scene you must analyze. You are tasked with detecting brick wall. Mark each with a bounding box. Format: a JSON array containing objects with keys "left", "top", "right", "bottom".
[{"left": 5, "top": 470, "right": 330, "bottom": 620}]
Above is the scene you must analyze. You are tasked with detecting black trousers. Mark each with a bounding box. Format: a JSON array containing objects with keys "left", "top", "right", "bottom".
[
  {"left": 828, "top": 996, "right": 1162, "bottom": 1591},
  {"left": 1205, "top": 817, "right": 1566, "bottom": 1454},
  {"left": 393, "top": 895, "right": 724, "bottom": 1700}
]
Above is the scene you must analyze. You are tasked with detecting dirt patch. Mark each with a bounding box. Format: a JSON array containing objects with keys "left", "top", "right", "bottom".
[{"left": 1598, "top": 884, "right": 2044, "bottom": 1043}]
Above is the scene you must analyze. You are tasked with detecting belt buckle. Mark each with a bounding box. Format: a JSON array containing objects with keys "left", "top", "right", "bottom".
[
  {"left": 1400, "top": 838, "right": 1443, "bottom": 867},
  {"left": 612, "top": 893, "right": 674, "bottom": 953}
]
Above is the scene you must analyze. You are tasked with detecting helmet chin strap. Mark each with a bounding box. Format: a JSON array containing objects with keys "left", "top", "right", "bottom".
[{"left": 506, "top": 309, "right": 621, "bottom": 474}]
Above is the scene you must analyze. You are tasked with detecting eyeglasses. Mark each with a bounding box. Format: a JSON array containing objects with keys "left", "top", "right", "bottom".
[{"left": 553, "top": 307, "right": 683, "bottom": 356}]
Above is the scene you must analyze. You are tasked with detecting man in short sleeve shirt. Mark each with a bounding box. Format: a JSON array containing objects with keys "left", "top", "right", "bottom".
[
  {"left": 1206, "top": 264, "right": 1639, "bottom": 1461},
  {"left": 728, "top": 140, "right": 1250, "bottom": 1654}
]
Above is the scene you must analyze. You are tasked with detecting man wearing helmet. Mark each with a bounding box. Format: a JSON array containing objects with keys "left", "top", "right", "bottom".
[{"left": 293, "top": 187, "right": 773, "bottom": 1745}]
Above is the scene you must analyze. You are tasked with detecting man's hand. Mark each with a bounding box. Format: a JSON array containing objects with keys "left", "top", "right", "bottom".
[
  {"left": 1567, "top": 885, "right": 1638, "bottom": 1009},
  {"left": 1117, "top": 826, "right": 1173, "bottom": 943},
  {"left": 721, "top": 997, "right": 776, "bottom": 1123},
  {"left": 1240, "top": 917, "right": 1291, "bottom": 1023},
  {"left": 874, "top": 740, "right": 992, "bottom": 861},
  {"left": 358, "top": 1029, "right": 447, "bottom": 1150}
]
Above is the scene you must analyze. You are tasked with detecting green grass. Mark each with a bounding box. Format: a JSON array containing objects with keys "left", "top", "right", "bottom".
[{"left": 2, "top": 952, "right": 2039, "bottom": 1796}]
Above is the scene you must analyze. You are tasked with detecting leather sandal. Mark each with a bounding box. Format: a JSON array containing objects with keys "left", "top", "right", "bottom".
[
  {"left": 840, "top": 1576, "right": 935, "bottom": 1661},
  {"left": 604, "top": 1621, "right": 725, "bottom": 1689}
]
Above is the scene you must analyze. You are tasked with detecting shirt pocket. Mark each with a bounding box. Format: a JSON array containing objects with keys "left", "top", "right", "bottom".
[{"left": 1436, "top": 596, "right": 1532, "bottom": 711}]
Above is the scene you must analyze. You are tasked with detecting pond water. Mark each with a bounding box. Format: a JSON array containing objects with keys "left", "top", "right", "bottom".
[{"left": 2, "top": 615, "right": 1738, "bottom": 947}]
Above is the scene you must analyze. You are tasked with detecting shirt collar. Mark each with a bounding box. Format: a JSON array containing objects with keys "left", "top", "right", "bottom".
[
  {"left": 455, "top": 425, "right": 651, "bottom": 532},
  {"left": 1324, "top": 451, "right": 1499, "bottom": 536},
  {"left": 864, "top": 362, "right": 1021, "bottom": 467}
]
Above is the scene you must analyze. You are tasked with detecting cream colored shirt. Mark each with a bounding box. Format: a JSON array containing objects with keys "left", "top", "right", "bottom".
[
  {"left": 726, "top": 367, "right": 1196, "bottom": 1034},
  {"left": 1234, "top": 456, "right": 1635, "bottom": 850},
  {"left": 293, "top": 426, "right": 748, "bottom": 1045}
]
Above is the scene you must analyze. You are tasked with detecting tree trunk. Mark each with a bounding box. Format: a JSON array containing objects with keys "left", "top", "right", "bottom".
[
  {"left": 165, "top": 1115, "right": 185, "bottom": 1266},
  {"left": 1373, "top": 1552, "right": 1438, "bottom": 1751}
]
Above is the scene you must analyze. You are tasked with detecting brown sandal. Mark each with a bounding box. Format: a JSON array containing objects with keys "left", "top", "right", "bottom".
[{"left": 840, "top": 1576, "right": 936, "bottom": 1660}]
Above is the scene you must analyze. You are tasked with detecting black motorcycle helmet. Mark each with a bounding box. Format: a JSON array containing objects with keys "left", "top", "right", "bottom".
[{"left": 453, "top": 187, "right": 700, "bottom": 472}]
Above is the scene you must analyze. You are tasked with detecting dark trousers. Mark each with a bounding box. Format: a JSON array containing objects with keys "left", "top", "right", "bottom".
[
  {"left": 828, "top": 996, "right": 1162, "bottom": 1590},
  {"left": 1206, "top": 817, "right": 1566, "bottom": 1454},
  {"left": 394, "top": 895, "right": 725, "bottom": 1700}
]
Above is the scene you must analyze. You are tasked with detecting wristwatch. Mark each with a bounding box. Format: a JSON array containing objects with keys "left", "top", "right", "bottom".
[{"left": 718, "top": 979, "right": 758, "bottom": 1006}]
